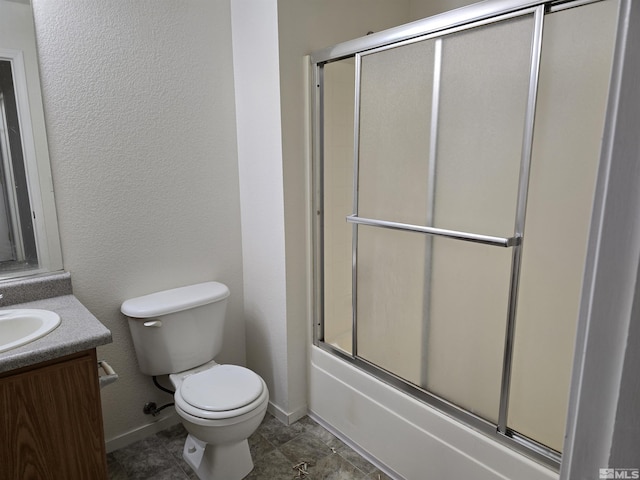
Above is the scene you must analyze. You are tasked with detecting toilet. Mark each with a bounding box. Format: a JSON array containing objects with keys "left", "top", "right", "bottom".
[{"left": 121, "top": 281, "right": 269, "bottom": 480}]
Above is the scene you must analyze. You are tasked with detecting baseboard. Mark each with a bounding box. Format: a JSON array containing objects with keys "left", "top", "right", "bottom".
[
  {"left": 105, "top": 412, "right": 180, "bottom": 453},
  {"left": 267, "top": 400, "right": 308, "bottom": 425},
  {"left": 106, "top": 402, "right": 308, "bottom": 452}
]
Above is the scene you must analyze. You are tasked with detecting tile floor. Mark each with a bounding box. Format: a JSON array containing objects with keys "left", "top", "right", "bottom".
[{"left": 107, "top": 413, "right": 394, "bottom": 480}]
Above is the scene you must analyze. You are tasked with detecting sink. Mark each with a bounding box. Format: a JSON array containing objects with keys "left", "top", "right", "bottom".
[{"left": 0, "top": 309, "right": 61, "bottom": 353}]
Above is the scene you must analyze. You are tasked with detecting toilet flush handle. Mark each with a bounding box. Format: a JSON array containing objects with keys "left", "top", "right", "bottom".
[{"left": 143, "top": 320, "right": 162, "bottom": 327}]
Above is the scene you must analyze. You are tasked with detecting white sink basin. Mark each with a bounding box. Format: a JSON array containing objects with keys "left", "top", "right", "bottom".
[{"left": 0, "top": 309, "right": 61, "bottom": 353}]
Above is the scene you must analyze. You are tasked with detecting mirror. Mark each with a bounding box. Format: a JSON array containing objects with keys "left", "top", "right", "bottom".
[{"left": 0, "top": 0, "right": 62, "bottom": 279}]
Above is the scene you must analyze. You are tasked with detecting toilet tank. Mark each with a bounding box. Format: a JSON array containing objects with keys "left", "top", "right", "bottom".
[{"left": 121, "top": 282, "right": 230, "bottom": 376}]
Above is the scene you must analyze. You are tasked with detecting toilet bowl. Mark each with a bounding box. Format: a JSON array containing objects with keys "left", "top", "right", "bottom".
[
  {"left": 121, "top": 282, "right": 269, "bottom": 480},
  {"left": 170, "top": 361, "right": 269, "bottom": 480}
]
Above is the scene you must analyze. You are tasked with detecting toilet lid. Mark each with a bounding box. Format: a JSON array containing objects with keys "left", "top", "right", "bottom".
[{"left": 180, "top": 365, "right": 263, "bottom": 412}]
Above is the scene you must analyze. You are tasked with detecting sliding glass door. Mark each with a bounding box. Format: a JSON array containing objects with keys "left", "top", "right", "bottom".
[{"left": 314, "top": 0, "right": 618, "bottom": 466}]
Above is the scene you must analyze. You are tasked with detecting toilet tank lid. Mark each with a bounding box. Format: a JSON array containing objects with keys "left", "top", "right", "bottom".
[{"left": 121, "top": 281, "right": 230, "bottom": 318}]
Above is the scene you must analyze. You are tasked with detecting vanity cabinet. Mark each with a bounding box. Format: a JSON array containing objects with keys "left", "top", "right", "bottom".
[{"left": 0, "top": 349, "right": 107, "bottom": 480}]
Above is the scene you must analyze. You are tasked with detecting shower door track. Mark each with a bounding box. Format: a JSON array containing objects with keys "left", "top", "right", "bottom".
[
  {"left": 311, "top": 0, "right": 606, "bottom": 471},
  {"left": 310, "top": 0, "right": 601, "bottom": 64}
]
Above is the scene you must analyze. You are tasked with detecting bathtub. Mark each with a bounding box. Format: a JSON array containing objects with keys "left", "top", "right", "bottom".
[{"left": 308, "top": 346, "right": 558, "bottom": 480}]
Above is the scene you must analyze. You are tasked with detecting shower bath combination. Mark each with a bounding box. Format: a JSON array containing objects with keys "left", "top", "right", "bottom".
[{"left": 310, "top": 0, "right": 621, "bottom": 476}]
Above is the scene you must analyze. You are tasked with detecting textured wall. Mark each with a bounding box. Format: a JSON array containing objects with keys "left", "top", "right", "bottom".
[{"left": 31, "top": 0, "right": 244, "bottom": 443}]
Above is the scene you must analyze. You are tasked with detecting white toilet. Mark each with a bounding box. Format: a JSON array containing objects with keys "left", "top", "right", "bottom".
[{"left": 121, "top": 281, "right": 269, "bottom": 480}]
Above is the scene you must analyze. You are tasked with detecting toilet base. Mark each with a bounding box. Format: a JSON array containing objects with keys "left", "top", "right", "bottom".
[{"left": 183, "top": 434, "right": 254, "bottom": 480}]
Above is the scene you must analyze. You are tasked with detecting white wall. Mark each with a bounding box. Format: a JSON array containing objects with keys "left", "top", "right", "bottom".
[
  {"left": 408, "top": 0, "right": 477, "bottom": 20},
  {"left": 228, "top": 0, "right": 413, "bottom": 425},
  {"left": 610, "top": 258, "right": 640, "bottom": 467},
  {"left": 31, "top": 0, "right": 245, "bottom": 445},
  {"left": 229, "top": 0, "right": 292, "bottom": 420}
]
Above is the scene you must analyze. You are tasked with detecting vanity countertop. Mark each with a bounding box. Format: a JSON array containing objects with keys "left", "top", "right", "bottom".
[{"left": 0, "top": 294, "right": 112, "bottom": 374}]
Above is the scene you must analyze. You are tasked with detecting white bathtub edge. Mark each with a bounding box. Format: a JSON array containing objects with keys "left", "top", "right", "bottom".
[{"left": 309, "top": 346, "right": 559, "bottom": 480}]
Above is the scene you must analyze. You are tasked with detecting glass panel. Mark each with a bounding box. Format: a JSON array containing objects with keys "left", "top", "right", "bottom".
[
  {"left": 508, "top": 0, "right": 619, "bottom": 452},
  {"left": 434, "top": 15, "right": 533, "bottom": 237},
  {"left": 356, "top": 226, "right": 430, "bottom": 385},
  {"left": 358, "top": 39, "right": 435, "bottom": 226},
  {"left": 425, "top": 236, "right": 512, "bottom": 422},
  {"left": 322, "top": 58, "right": 355, "bottom": 354},
  {"left": 357, "top": 226, "right": 512, "bottom": 422}
]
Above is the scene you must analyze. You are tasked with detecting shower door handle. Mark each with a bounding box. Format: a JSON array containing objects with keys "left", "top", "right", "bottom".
[{"left": 346, "top": 215, "right": 519, "bottom": 248}]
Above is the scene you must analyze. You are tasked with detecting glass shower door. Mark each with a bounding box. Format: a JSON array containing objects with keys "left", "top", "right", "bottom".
[
  {"left": 355, "top": 14, "right": 534, "bottom": 424},
  {"left": 356, "top": 37, "right": 436, "bottom": 386},
  {"left": 507, "top": 0, "right": 619, "bottom": 452},
  {"left": 315, "top": 0, "right": 619, "bottom": 466}
]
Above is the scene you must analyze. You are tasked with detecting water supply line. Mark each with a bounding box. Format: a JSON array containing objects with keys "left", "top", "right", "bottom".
[
  {"left": 153, "top": 375, "right": 175, "bottom": 395},
  {"left": 143, "top": 376, "right": 175, "bottom": 416}
]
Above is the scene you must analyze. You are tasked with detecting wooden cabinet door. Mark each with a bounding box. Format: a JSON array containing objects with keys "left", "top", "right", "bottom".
[{"left": 0, "top": 350, "right": 108, "bottom": 480}]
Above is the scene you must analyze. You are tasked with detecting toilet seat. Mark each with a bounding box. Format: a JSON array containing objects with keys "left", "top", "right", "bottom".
[
  {"left": 174, "top": 364, "right": 268, "bottom": 420},
  {"left": 182, "top": 365, "right": 263, "bottom": 412}
]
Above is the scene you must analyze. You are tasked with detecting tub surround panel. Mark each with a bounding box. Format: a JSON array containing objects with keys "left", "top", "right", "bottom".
[{"left": 0, "top": 292, "right": 112, "bottom": 373}]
